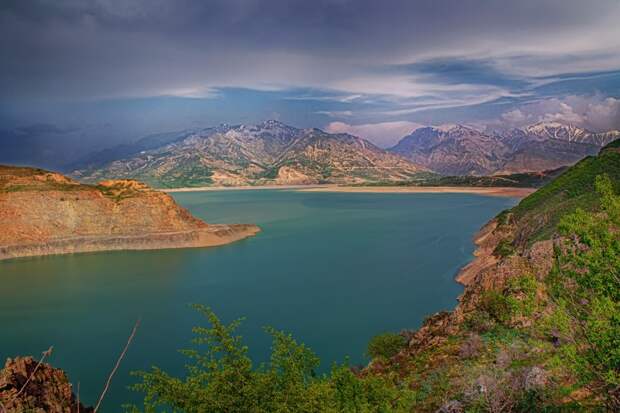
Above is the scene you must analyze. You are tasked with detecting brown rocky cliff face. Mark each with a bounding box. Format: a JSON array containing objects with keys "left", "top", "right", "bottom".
[
  {"left": 0, "top": 357, "right": 93, "bottom": 413},
  {"left": 0, "top": 165, "right": 260, "bottom": 260},
  {"left": 454, "top": 220, "right": 503, "bottom": 286}
]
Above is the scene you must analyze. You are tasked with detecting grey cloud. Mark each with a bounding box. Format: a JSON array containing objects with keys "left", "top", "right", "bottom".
[{"left": 1, "top": 0, "right": 620, "bottom": 101}]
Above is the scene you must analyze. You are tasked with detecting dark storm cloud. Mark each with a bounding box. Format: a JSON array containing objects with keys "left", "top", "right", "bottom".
[{"left": 1, "top": 0, "right": 619, "bottom": 101}]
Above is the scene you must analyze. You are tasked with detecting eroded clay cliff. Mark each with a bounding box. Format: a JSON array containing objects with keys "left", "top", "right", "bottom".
[{"left": 0, "top": 165, "right": 259, "bottom": 260}]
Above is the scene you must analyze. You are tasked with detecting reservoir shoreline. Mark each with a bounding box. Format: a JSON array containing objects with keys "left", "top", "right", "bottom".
[
  {"left": 166, "top": 184, "right": 535, "bottom": 198},
  {"left": 0, "top": 224, "right": 260, "bottom": 261}
]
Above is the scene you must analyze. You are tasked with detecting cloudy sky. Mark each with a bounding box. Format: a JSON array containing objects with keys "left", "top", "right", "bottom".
[{"left": 1, "top": 0, "right": 620, "bottom": 166}]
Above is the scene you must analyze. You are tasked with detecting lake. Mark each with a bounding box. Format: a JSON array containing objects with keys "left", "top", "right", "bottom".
[{"left": 0, "top": 190, "right": 517, "bottom": 411}]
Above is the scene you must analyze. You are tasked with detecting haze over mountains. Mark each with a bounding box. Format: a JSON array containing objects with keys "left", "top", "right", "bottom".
[{"left": 71, "top": 120, "right": 620, "bottom": 188}]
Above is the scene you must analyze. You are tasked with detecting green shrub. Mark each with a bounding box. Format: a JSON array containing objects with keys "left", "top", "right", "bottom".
[
  {"left": 464, "top": 310, "right": 497, "bottom": 333},
  {"left": 506, "top": 274, "right": 540, "bottom": 317},
  {"left": 366, "top": 332, "right": 406, "bottom": 360},
  {"left": 496, "top": 209, "right": 512, "bottom": 226},
  {"left": 481, "top": 290, "right": 512, "bottom": 324},
  {"left": 494, "top": 239, "right": 516, "bottom": 257}
]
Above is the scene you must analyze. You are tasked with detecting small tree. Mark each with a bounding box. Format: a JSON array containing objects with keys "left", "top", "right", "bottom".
[
  {"left": 128, "top": 305, "right": 408, "bottom": 412},
  {"left": 366, "top": 332, "right": 406, "bottom": 360},
  {"left": 129, "top": 305, "right": 257, "bottom": 412}
]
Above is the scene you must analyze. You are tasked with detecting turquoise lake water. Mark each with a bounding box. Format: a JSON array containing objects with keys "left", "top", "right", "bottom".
[{"left": 0, "top": 190, "right": 517, "bottom": 411}]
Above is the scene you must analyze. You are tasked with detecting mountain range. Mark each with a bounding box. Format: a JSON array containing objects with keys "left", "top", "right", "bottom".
[
  {"left": 71, "top": 120, "right": 427, "bottom": 187},
  {"left": 71, "top": 120, "right": 620, "bottom": 187},
  {"left": 390, "top": 121, "right": 620, "bottom": 175}
]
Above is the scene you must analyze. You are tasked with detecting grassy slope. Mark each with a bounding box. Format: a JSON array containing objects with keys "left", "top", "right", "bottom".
[{"left": 509, "top": 144, "right": 620, "bottom": 243}]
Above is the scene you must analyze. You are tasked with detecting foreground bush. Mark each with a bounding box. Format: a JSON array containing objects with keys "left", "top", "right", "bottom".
[{"left": 126, "top": 305, "right": 411, "bottom": 413}]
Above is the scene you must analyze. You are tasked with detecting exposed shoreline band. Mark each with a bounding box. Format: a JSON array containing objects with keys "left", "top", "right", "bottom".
[
  {"left": 165, "top": 184, "right": 535, "bottom": 198},
  {"left": 0, "top": 224, "right": 260, "bottom": 261}
]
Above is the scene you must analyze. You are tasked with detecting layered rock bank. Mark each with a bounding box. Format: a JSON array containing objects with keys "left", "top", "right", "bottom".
[{"left": 0, "top": 166, "right": 259, "bottom": 261}]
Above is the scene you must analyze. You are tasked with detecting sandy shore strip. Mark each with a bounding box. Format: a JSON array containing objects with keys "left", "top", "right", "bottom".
[
  {"left": 165, "top": 184, "right": 535, "bottom": 197},
  {"left": 167, "top": 184, "right": 536, "bottom": 198},
  {"left": 295, "top": 185, "right": 535, "bottom": 198},
  {"left": 165, "top": 184, "right": 321, "bottom": 192}
]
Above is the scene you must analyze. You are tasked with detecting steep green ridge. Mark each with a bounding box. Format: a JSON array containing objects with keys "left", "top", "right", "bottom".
[{"left": 508, "top": 142, "right": 620, "bottom": 244}]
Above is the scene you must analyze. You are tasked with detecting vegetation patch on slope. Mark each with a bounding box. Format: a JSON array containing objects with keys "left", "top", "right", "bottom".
[
  {"left": 509, "top": 143, "right": 620, "bottom": 244},
  {"left": 352, "top": 168, "right": 565, "bottom": 189}
]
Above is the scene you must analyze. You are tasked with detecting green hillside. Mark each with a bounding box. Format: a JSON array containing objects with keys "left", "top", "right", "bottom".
[{"left": 508, "top": 142, "right": 620, "bottom": 244}]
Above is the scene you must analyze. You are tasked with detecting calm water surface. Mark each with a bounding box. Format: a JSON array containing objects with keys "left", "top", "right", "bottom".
[{"left": 0, "top": 190, "right": 517, "bottom": 411}]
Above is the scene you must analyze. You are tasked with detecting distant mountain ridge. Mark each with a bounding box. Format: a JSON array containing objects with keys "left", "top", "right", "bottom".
[
  {"left": 72, "top": 120, "right": 620, "bottom": 187},
  {"left": 71, "top": 120, "right": 428, "bottom": 188},
  {"left": 389, "top": 122, "right": 620, "bottom": 175}
]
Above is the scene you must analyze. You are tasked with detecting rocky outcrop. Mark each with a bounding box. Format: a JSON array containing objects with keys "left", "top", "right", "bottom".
[
  {"left": 0, "top": 166, "right": 260, "bottom": 260},
  {"left": 402, "top": 235, "right": 555, "bottom": 362},
  {"left": 454, "top": 220, "right": 502, "bottom": 286},
  {"left": 0, "top": 356, "right": 92, "bottom": 413}
]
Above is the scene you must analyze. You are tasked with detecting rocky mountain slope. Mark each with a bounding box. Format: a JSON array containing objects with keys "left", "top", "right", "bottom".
[
  {"left": 0, "top": 165, "right": 259, "bottom": 260},
  {"left": 390, "top": 122, "right": 619, "bottom": 175},
  {"left": 71, "top": 121, "right": 427, "bottom": 188},
  {"left": 389, "top": 124, "right": 512, "bottom": 175}
]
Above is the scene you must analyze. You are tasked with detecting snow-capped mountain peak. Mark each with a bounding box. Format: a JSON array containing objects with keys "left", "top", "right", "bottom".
[
  {"left": 434, "top": 123, "right": 460, "bottom": 132},
  {"left": 524, "top": 121, "right": 586, "bottom": 137}
]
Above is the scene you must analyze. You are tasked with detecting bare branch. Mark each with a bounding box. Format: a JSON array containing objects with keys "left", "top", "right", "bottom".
[
  {"left": 94, "top": 318, "right": 141, "bottom": 413},
  {"left": 14, "top": 346, "right": 54, "bottom": 400}
]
